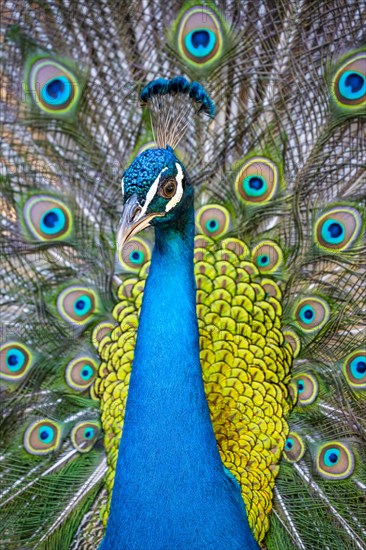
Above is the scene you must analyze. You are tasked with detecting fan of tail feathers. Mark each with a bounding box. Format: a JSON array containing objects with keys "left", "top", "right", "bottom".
[{"left": 0, "top": 0, "right": 365, "bottom": 548}]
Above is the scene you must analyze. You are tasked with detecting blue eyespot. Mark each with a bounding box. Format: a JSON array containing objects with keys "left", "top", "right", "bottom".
[
  {"left": 248, "top": 177, "right": 264, "bottom": 190},
  {"left": 57, "top": 287, "right": 97, "bottom": 325},
  {"left": 80, "top": 365, "right": 94, "bottom": 381},
  {"left": 84, "top": 427, "right": 95, "bottom": 440},
  {"left": 73, "top": 295, "right": 92, "bottom": 316},
  {"left": 6, "top": 349, "right": 26, "bottom": 372},
  {"left": 243, "top": 175, "right": 267, "bottom": 198},
  {"left": 324, "top": 448, "right": 340, "bottom": 467},
  {"left": 129, "top": 250, "right": 144, "bottom": 264},
  {"left": 41, "top": 76, "right": 72, "bottom": 106},
  {"left": 39, "top": 208, "right": 66, "bottom": 235},
  {"left": 321, "top": 219, "right": 345, "bottom": 245},
  {"left": 205, "top": 219, "right": 220, "bottom": 233},
  {"left": 297, "top": 380, "right": 305, "bottom": 393},
  {"left": 257, "top": 254, "right": 269, "bottom": 267},
  {"left": 38, "top": 425, "right": 55, "bottom": 444},
  {"left": 283, "top": 432, "right": 306, "bottom": 462},
  {"left": 285, "top": 437, "right": 294, "bottom": 451},
  {"left": 338, "top": 71, "right": 366, "bottom": 101},
  {"left": 350, "top": 356, "right": 366, "bottom": 380},
  {"left": 295, "top": 297, "right": 329, "bottom": 332},
  {"left": 71, "top": 421, "right": 99, "bottom": 452},
  {"left": 185, "top": 29, "right": 216, "bottom": 58},
  {"left": 299, "top": 305, "right": 315, "bottom": 323},
  {"left": 24, "top": 420, "right": 61, "bottom": 454}
]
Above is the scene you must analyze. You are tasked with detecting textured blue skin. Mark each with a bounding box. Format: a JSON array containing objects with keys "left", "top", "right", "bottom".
[
  {"left": 100, "top": 150, "right": 259, "bottom": 549},
  {"left": 123, "top": 147, "right": 178, "bottom": 204}
]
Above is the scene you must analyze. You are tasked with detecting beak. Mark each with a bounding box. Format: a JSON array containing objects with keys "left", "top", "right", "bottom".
[{"left": 117, "top": 194, "right": 163, "bottom": 249}]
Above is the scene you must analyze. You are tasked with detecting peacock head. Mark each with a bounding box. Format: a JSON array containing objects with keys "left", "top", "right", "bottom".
[
  {"left": 117, "top": 76, "right": 215, "bottom": 248},
  {"left": 118, "top": 146, "right": 192, "bottom": 247}
]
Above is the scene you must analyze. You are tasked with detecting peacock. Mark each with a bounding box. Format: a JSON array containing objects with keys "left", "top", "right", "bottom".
[{"left": 0, "top": 1, "right": 365, "bottom": 548}]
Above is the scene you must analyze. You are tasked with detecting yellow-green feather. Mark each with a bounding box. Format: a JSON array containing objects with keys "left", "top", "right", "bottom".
[{"left": 95, "top": 235, "right": 293, "bottom": 541}]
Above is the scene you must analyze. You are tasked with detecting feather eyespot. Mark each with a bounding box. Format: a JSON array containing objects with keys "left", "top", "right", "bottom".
[
  {"left": 71, "top": 421, "right": 100, "bottom": 453},
  {"left": 23, "top": 196, "right": 72, "bottom": 241},
  {"left": 315, "top": 207, "right": 362, "bottom": 251},
  {"left": 252, "top": 241, "right": 283, "bottom": 273},
  {"left": 175, "top": 6, "right": 224, "bottom": 67},
  {"left": 65, "top": 356, "right": 98, "bottom": 391},
  {"left": 294, "top": 297, "right": 330, "bottom": 332},
  {"left": 344, "top": 350, "right": 366, "bottom": 389},
  {"left": 24, "top": 420, "right": 61, "bottom": 455},
  {"left": 316, "top": 442, "right": 354, "bottom": 479},
  {"left": 0, "top": 342, "right": 33, "bottom": 381},
  {"left": 28, "top": 58, "right": 81, "bottom": 115},
  {"left": 195, "top": 205, "right": 230, "bottom": 238},
  {"left": 293, "top": 373, "right": 318, "bottom": 405},
  {"left": 283, "top": 432, "right": 305, "bottom": 463},
  {"left": 235, "top": 157, "right": 279, "bottom": 205},
  {"left": 57, "top": 286, "right": 98, "bottom": 326},
  {"left": 118, "top": 237, "right": 151, "bottom": 273},
  {"left": 332, "top": 53, "right": 366, "bottom": 108}
]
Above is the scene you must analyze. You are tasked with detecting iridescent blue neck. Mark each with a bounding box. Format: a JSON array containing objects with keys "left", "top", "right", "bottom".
[{"left": 100, "top": 200, "right": 258, "bottom": 550}]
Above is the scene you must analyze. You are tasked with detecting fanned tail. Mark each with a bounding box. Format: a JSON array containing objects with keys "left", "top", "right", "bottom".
[{"left": 1, "top": 1, "right": 365, "bottom": 549}]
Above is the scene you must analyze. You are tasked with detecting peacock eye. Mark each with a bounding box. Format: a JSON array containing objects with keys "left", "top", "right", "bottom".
[
  {"left": 235, "top": 157, "right": 279, "bottom": 205},
  {"left": 119, "top": 236, "right": 151, "bottom": 273},
  {"left": 195, "top": 205, "right": 230, "bottom": 238},
  {"left": 24, "top": 420, "right": 61, "bottom": 455},
  {"left": 294, "top": 297, "right": 330, "bottom": 333},
  {"left": 23, "top": 195, "right": 73, "bottom": 241},
  {"left": 316, "top": 442, "right": 354, "bottom": 479},
  {"left": 292, "top": 373, "right": 318, "bottom": 405},
  {"left": 65, "top": 356, "right": 98, "bottom": 391},
  {"left": 57, "top": 286, "right": 98, "bottom": 326},
  {"left": 0, "top": 342, "right": 34, "bottom": 382},
  {"left": 252, "top": 241, "right": 283, "bottom": 273},
  {"left": 314, "top": 207, "right": 361, "bottom": 251},
  {"left": 174, "top": 5, "right": 224, "bottom": 67},
  {"left": 71, "top": 421, "right": 100, "bottom": 453},
  {"left": 283, "top": 432, "right": 305, "bottom": 463},
  {"left": 159, "top": 178, "right": 177, "bottom": 199},
  {"left": 344, "top": 350, "right": 366, "bottom": 389},
  {"left": 27, "top": 58, "right": 81, "bottom": 116},
  {"left": 332, "top": 52, "right": 366, "bottom": 108}
]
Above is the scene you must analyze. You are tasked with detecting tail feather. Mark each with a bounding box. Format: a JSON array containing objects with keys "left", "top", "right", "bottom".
[{"left": 0, "top": 1, "right": 365, "bottom": 548}]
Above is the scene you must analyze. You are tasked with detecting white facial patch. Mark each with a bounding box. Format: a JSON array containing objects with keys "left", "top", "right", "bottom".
[
  {"left": 165, "top": 163, "right": 184, "bottom": 212},
  {"left": 121, "top": 177, "right": 124, "bottom": 198},
  {"left": 140, "top": 167, "right": 168, "bottom": 216}
]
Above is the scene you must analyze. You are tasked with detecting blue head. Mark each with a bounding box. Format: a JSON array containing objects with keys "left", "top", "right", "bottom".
[
  {"left": 118, "top": 76, "right": 215, "bottom": 247},
  {"left": 118, "top": 145, "right": 192, "bottom": 247}
]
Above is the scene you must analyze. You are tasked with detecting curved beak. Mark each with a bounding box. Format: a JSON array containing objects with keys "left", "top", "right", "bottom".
[{"left": 117, "top": 194, "right": 163, "bottom": 249}]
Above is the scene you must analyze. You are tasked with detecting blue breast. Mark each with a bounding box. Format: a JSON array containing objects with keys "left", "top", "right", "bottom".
[{"left": 100, "top": 205, "right": 258, "bottom": 550}]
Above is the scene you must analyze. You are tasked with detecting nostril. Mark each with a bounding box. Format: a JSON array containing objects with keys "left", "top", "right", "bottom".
[{"left": 130, "top": 206, "right": 141, "bottom": 223}]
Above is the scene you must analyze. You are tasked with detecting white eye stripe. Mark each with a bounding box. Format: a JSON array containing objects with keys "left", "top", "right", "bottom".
[
  {"left": 165, "top": 163, "right": 184, "bottom": 212},
  {"left": 121, "top": 177, "right": 124, "bottom": 197},
  {"left": 140, "top": 167, "right": 168, "bottom": 216}
]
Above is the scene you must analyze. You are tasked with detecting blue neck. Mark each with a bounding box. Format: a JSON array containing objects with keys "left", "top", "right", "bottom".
[{"left": 101, "top": 200, "right": 258, "bottom": 550}]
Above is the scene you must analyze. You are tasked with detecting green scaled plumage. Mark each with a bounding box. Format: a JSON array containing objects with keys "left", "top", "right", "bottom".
[{"left": 0, "top": 1, "right": 365, "bottom": 549}]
